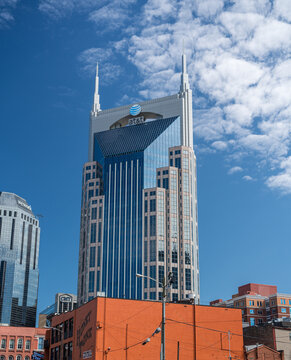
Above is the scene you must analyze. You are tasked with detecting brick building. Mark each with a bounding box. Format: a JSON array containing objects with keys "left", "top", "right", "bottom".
[
  {"left": 244, "top": 323, "right": 291, "bottom": 359},
  {"left": 0, "top": 326, "right": 47, "bottom": 360},
  {"left": 211, "top": 283, "right": 291, "bottom": 326},
  {"left": 47, "top": 296, "right": 244, "bottom": 360},
  {"left": 245, "top": 344, "right": 284, "bottom": 360}
]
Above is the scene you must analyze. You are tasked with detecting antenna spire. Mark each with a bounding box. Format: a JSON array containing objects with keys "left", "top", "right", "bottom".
[
  {"left": 180, "top": 50, "right": 189, "bottom": 92},
  {"left": 93, "top": 62, "right": 101, "bottom": 113}
]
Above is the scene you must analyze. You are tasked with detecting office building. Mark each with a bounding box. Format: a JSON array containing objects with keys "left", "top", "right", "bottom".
[
  {"left": 0, "top": 192, "right": 40, "bottom": 327},
  {"left": 38, "top": 293, "right": 77, "bottom": 328},
  {"left": 210, "top": 283, "right": 291, "bottom": 326},
  {"left": 78, "top": 55, "right": 199, "bottom": 304}
]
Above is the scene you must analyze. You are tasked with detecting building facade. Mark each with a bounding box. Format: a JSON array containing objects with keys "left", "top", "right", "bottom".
[
  {"left": 48, "top": 296, "right": 244, "bottom": 360},
  {"left": 211, "top": 283, "right": 291, "bottom": 326},
  {"left": 244, "top": 323, "right": 291, "bottom": 360},
  {"left": 78, "top": 55, "right": 199, "bottom": 304},
  {"left": 0, "top": 192, "right": 40, "bottom": 327},
  {"left": 245, "top": 344, "right": 284, "bottom": 360},
  {"left": 38, "top": 293, "right": 77, "bottom": 328},
  {"left": 0, "top": 326, "right": 47, "bottom": 360}
]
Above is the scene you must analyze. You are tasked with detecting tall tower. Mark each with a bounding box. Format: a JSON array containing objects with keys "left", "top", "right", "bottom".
[
  {"left": 78, "top": 54, "right": 199, "bottom": 305},
  {"left": 0, "top": 192, "right": 40, "bottom": 326}
]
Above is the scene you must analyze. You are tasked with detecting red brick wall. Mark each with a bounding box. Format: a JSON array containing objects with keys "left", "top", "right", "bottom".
[
  {"left": 0, "top": 326, "right": 48, "bottom": 359},
  {"left": 238, "top": 284, "right": 277, "bottom": 297},
  {"left": 246, "top": 345, "right": 283, "bottom": 360}
]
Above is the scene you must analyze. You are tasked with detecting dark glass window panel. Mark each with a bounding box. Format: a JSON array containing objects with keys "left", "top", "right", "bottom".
[{"left": 172, "top": 267, "right": 178, "bottom": 289}]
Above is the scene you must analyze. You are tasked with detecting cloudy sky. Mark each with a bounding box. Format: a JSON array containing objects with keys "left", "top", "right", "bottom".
[{"left": 1, "top": 0, "right": 291, "bottom": 313}]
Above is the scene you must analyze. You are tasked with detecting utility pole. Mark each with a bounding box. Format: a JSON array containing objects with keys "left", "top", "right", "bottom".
[
  {"left": 160, "top": 277, "right": 166, "bottom": 360},
  {"left": 125, "top": 324, "right": 128, "bottom": 360},
  {"left": 228, "top": 330, "right": 232, "bottom": 360},
  {"left": 136, "top": 272, "right": 174, "bottom": 360}
]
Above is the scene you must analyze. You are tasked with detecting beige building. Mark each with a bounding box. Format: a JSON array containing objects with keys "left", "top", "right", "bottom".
[{"left": 143, "top": 145, "right": 198, "bottom": 301}]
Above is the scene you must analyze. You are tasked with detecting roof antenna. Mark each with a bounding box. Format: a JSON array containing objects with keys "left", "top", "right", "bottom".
[
  {"left": 180, "top": 39, "right": 189, "bottom": 92},
  {"left": 93, "top": 62, "right": 101, "bottom": 113}
]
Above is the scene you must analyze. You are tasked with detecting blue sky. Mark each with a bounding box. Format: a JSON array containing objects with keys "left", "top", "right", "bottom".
[{"left": 1, "top": 0, "right": 291, "bottom": 315}]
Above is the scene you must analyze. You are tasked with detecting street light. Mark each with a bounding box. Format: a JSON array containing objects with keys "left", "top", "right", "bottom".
[
  {"left": 45, "top": 325, "right": 63, "bottom": 360},
  {"left": 136, "top": 272, "right": 174, "bottom": 360}
]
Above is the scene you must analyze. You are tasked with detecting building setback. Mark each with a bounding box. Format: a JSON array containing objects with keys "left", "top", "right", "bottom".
[
  {"left": 48, "top": 297, "right": 244, "bottom": 360},
  {"left": 78, "top": 54, "right": 199, "bottom": 304},
  {"left": 0, "top": 192, "right": 40, "bottom": 327}
]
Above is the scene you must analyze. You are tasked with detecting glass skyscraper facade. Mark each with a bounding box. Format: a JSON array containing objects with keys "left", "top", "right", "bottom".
[
  {"left": 0, "top": 192, "right": 40, "bottom": 326},
  {"left": 78, "top": 55, "right": 199, "bottom": 305}
]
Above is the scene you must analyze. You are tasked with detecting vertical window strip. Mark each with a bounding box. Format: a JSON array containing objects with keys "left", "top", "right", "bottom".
[
  {"left": 33, "top": 228, "right": 38, "bottom": 269},
  {"left": 0, "top": 261, "right": 7, "bottom": 298},
  {"left": 0, "top": 217, "right": 2, "bottom": 240},
  {"left": 10, "top": 219, "right": 15, "bottom": 250},
  {"left": 20, "top": 222, "right": 25, "bottom": 264}
]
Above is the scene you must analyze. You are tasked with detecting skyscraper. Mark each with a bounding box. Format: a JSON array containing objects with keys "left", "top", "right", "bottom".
[
  {"left": 0, "top": 192, "right": 40, "bottom": 326},
  {"left": 78, "top": 55, "right": 199, "bottom": 305}
]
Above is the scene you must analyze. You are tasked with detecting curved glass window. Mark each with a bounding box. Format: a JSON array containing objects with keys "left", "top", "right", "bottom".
[
  {"left": 16, "top": 356, "right": 22, "bottom": 360},
  {"left": 25, "top": 357, "right": 30, "bottom": 360},
  {"left": 9, "top": 356, "right": 14, "bottom": 360}
]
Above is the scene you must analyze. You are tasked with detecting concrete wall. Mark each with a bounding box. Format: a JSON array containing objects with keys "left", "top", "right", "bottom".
[{"left": 275, "top": 328, "right": 291, "bottom": 360}]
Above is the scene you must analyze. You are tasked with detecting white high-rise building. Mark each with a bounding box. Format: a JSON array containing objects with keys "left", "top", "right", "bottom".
[{"left": 78, "top": 54, "right": 199, "bottom": 305}]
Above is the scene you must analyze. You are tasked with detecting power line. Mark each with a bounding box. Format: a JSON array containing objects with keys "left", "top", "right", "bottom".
[{"left": 166, "top": 318, "right": 291, "bottom": 345}]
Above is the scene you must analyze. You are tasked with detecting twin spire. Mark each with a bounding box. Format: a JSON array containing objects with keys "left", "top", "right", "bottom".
[{"left": 92, "top": 53, "right": 190, "bottom": 113}]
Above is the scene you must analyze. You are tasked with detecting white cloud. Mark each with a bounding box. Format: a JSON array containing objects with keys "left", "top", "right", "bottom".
[
  {"left": 0, "top": 0, "right": 18, "bottom": 27},
  {"left": 228, "top": 166, "right": 243, "bottom": 175},
  {"left": 266, "top": 156, "right": 291, "bottom": 194},
  {"left": 78, "top": 48, "right": 122, "bottom": 84},
  {"left": 243, "top": 175, "right": 254, "bottom": 181},
  {"left": 242, "top": 19, "right": 291, "bottom": 59},
  {"left": 212, "top": 141, "right": 227, "bottom": 150},
  {"left": 230, "top": 0, "right": 271, "bottom": 15},
  {"left": 39, "top": 0, "right": 77, "bottom": 18},
  {"left": 88, "top": 0, "right": 136, "bottom": 30},
  {"left": 273, "top": 0, "right": 291, "bottom": 23},
  {"left": 38, "top": 0, "right": 136, "bottom": 28},
  {"left": 193, "top": 0, "right": 224, "bottom": 19}
]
